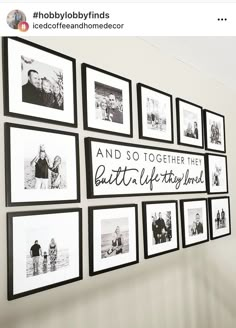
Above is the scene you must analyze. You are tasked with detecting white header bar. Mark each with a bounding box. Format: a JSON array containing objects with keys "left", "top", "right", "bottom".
[{"left": 1, "top": 3, "right": 236, "bottom": 36}]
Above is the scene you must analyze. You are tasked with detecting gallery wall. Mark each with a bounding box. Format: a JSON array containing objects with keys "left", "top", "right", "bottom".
[{"left": 0, "top": 36, "right": 235, "bottom": 328}]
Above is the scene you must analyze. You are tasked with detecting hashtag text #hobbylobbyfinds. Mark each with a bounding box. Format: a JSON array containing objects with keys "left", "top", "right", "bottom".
[{"left": 34, "top": 11, "right": 110, "bottom": 20}]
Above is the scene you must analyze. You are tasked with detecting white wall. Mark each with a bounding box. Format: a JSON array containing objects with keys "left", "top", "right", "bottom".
[{"left": 0, "top": 36, "right": 235, "bottom": 328}]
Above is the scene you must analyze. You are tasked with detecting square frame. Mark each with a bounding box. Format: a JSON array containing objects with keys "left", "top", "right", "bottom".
[
  {"left": 176, "top": 98, "right": 204, "bottom": 149},
  {"left": 5, "top": 122, "right": 80, "bottom": 206},
  {"left": 137, "top": 83, "right": 174, "bottom": 144},
  {"left": 7, "top": 208, "right": 83, "bottom": 300},
  {"left": 2, "top": 37, "right": 77, "bottom": 127},
  {"left": 180, "top": 198, "right": 209, "bottom": 248},
  {"left": 88, "top": 204, "right": 139, "bottom": 276},
  {"left": 82, "top": 63, "right": 133, "bottom": 138},
  {"left": 208, "top": 196, "right": 231, "bottom": 240},
  {"left": 142, "top": 200, "right": 179, "bottom": 259},
  {"left": 204, "top": 109, "right": 226, "bottom": 153}
]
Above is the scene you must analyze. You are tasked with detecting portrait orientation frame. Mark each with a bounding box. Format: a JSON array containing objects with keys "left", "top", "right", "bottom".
[
  {"left": 204, "top": 109, "right": 226, "bottom": 153},
  {"left": 208, "top": 196, "right": 231, "bottom": 240},
  {"left": 180, "top": 198, "right": 209, "bottom": 248},
  {"left": 7, "top": 208, "right": 83, "bottom": 300},
  {"left": 205, "top": 153, "right": 228, "bottom": 195},
  {"left": 176, "top": 98, "right": 204, "bottom": 149},
  {"left": 142, "top": 200, "right": 179, "bottom": 259},
  {"left": 82, "top": 63, "right": 133, "bottom": 138},
  {"left": 2, "top": 37, "right": 77, "bottom": 127},
  {"left": 85, "top": 137, "right": 207, "bottom": 199},
  {"left": 5, "top": 122, "right": 80, "bottom": 206},
  {"left": 88, "top": 204, "right": 139, "bottom": 276},
  {"left": 137, "top": 83, "right": 174, "bottom": 144}
]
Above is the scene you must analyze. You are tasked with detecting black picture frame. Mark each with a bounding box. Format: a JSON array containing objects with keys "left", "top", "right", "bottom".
[
  {"left": 88, "top": 204, "right": 139, "bottom": 276},
  {"left": 180, "top": 198, "right": 209, "bottom": 248},
  {"left": 84, "top": 137, "right": 207, "bottom": 199},
  {"left": 205, "top": 153, "right": 228, "bottom": 194},
  {"left": 137, "top": 83, "right": 174, "bottom": 144},
  {"left": 82, "top": 63, "right": 133, "bottom": 138},
  {"left": 5, "top": 122, "right": 80, "bottom": 206},
  {"left": 204, "top": 109, "right": 226, "bottom": 153},
  {"left": 208, "top": 196, "right": 231, "bottom": 240},
  {"left": 176, "top": 98, "right": 204, "bottom": 149},
  {"left": 7, "top": 208, "right": 83, "bottom": 300},
  {"left": 142, "top": 200, "right": 179, "bottom": 259},
  {"left": 2, "top": 37, "right": 77, "bottom": 127}
]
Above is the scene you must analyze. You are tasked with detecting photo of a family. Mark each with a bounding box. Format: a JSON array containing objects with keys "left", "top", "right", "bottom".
[
  {"left": 205, "top": 110, "right": 226, "bottom": 153},
  {"left": 7, "top": 209, "right": 82, "bottom": 300},
  {"left": 21, "top": 56, "right": 64, "bottom": 110},
  {"left": 25, "top": 143, "right": 66, "bottom": 190},
  {"left": 151, "top": 211, "right": 172, "bottom": 244},
  {"left": 214, "top": 208, "right": 226, "bottom": 230},
  {"left": 183, "top": 110, "right": 199, "bottom": 139},
  {"left": 101, "top": 217, "right": 129, "bottom": 259},
  {"left": 27, "top": 238, "right": 69, "bottom": 278},
  {"left": 95, "top": 82, "right": 123, "bottom": 124},
  {"left": 209, "top": 120, "right": 222, "bottom": 145},
  {"left": 146, "top": 98, "right": 167, "bottom": 132},
  {"left": 187, "top": 208, "right": 203, "bottom": 237}
]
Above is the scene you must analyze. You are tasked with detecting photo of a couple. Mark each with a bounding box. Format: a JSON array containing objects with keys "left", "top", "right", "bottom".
[
  {"left": 21, "top": 56, "right": 64, "bottom": 110},
  {"left": 151, "top": 211, "right": 172, "bottom": 245}
]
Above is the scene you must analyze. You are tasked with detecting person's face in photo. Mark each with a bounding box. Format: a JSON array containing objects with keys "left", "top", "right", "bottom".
[
  {"left": 100, "top": 99, "right": 107, "bottom": 111},
  {"left": 35, "top": 240, "right": 38, "bottom": 245},
  {"left": 40, "top": 151, "right": 46, "bottom": 160},
  {"left": 29, "top": 71, "right": 40, "bottom": 89},
  {"left": 53, "top": 83, "right": 60, "bottom": 95},
  {"left": 196, "top": 213, "right": 200, "bottom": 224},
  {"left": 42, "top": 80, "right": 52, "bottom": 94},
  {"left": 108, "top": 94, "right": 116, "bottom": 109}
]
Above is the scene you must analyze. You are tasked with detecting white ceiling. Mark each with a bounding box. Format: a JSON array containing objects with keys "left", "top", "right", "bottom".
[{"left": 141, "top": 37, "right": 236, "bottom": 92}]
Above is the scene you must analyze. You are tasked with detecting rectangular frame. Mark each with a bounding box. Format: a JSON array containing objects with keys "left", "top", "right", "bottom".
[
  {"left": 205, "top": 153, "right": 228, "bottom": 194},
  {"left": 5, "top": 122, "right": 80, "bottom": 206},
  {"left": 204, "top": 109, "right": 226, "bottom": 153},
  {"left": 3, "top": 37, "right": 77, "bottom": 127},
  {"left": 176, "top": 98, "right": 204, "bottom": 149},
  {"left": 88, "top": 204, "right": 139, "bottom": 276},
  {"left": 142, "top": 200, "right": 179, "bottom": 259},
  {"left": 7, "top": 208, "right": 83, "bottom": 300},
  {"left": 85, "top": 137, "right": 207, "bottom": 199},
  {"left": 180, "top": 198, "right": 209, "bottom": 248},
  {"left": 137, "top": 83, "right": 174, "bottom": 144},
  {"left": 208, "top": 196, "right": 231, "bottom": 240},
  {"left": 82, "top": 63, "right": 133, "bottom": 138}
]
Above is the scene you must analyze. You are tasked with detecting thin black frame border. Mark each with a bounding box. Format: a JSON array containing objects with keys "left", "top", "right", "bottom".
[
  {"left": 176, "top": 98, "right": 204, "bottom": 149},
  {"left": 142, "top": 200, "right": 179, "bottom": 259},
  {"left": 5, "top": 122, "right": 80, "bottom": 207},
  {"left": 205, "top": 153, "right": 229, "bottom": 195},
  {"left": 2, "top": 37, "right": 78, "bottom": 128},
  {"left": 88, "top": 204, "right": 139, "bottom": 276},
  {"left": 204, "top": 109, "right": 226, "bottom": 153},
  {"left": 84, "top": 137, "right": 207, "bottom": 199},
  {"left": 7, "top": 207, "right": 83, "bottom": 300},
  {"left": 137, "top": 83, "right": 174, "bottom": 144},
  {"left": 180, "top": 198, "right": 209, "bottom": 248},
  {"left": 81, "top": 63, "right": 133, "bottom": 138},
  {"left": 208, "top": 196, "right": 231, "bottom": 240}
]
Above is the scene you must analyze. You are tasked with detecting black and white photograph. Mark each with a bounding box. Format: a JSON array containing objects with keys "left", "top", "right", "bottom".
[
  {"left": 7, "top": 208, "right": 82, "bottom": 300},
  {"left": 142, "top": 201, "right": 179, "bottom": 258},
  {"left": 2, "top": 37, "right": 77, "bottom": 126},
  {"left": 208, "top": 197, "right": 231, "bottom": 240},
  {"left": 204, "top": 109, "right": 226, "bottom": 153},
  {"left": 89, "top": 204, "right": 138, "bottom": 275},
  {"left": 180, "top": 199, "right": 209, "bottom": 248},
  {"left": 206, "top": 154, "right": 228, "bottom": 194},
  {"left": 82, "top": 63, "right": 132, "bottom": 137},
  {"left": 176, "top": 98, "right": 204, "bottom": 148},
  {"left": 5, "top": 123, "right": 79, "bottom": 206},
  {"left": 137, "top": 83, "right": 174, "bottom": 143}
]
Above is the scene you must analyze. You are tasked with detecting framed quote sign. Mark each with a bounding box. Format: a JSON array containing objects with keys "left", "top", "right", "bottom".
[{"left": 85, "top": 138, "right": 207, "bottom": 198}]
